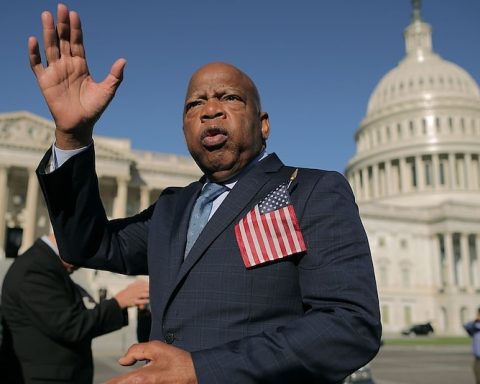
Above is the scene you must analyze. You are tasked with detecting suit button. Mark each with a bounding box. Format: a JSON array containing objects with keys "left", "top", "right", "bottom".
[{"left": 165, "top": 332, "right": 175, "bottom": 344}]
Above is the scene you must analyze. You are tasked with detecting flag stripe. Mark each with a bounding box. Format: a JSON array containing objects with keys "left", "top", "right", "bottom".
[
  {"left": 265, "top": 212, "right": 284, "bottom": 258},
  {"left": 286, "top": 205, "right": 306, "bottom": 251},
  {"left": 274, "top": 209, "right": 292, "bottom": 255},
  {"left": 253, "top": 206, "right": 275, "bottom": 262},
  {"left": 237, "top": 217, "right": 256, "bottom": 267},
  {"left": 247, "top": 208, "right": 265, "bottom": 264},
  {"left": 280, "top": 206, "right": 300, "bottom": 253}
]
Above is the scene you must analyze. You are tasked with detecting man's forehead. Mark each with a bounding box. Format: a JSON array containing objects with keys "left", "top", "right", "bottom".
[{"left": 188, "top": 67, "right": 249, "bottom": 90}]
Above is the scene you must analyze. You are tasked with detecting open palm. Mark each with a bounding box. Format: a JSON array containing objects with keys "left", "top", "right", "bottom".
[{"left": 29, "top": 4, "right": 125, "bottom": 148}]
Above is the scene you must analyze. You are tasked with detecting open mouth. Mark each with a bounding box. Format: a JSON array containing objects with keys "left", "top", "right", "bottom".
[{"left": 201, "top": 127, "right": 228, "bottom": 149}]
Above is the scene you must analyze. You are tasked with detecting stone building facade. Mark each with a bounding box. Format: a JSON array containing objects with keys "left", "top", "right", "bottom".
[{"left": 345, "top": 3, "right": 480, "bottom": 335}]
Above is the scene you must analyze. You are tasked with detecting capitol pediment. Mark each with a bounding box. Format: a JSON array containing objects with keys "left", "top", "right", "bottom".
[{"left": 0, "top": 111, "right": 133, "bottom": 162}]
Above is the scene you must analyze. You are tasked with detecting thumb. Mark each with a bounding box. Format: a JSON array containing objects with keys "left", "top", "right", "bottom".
[
  {"left": 118, "top": 342, "right": 149, "bottom": 366},
  {"left": 102, "top": 58, "right": 127, "bottom": 92}
]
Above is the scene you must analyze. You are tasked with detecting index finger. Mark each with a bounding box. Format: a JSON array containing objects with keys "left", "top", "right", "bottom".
[{"left": 28, "top": 36, "right": 45, "bottom": 78}]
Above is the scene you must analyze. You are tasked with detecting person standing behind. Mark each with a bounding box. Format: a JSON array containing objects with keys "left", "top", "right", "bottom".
[
  {"left": 465, "top": 308, "right": 480, "bottom": 384},
  {"left": 1, "top": 234, "right": 149, "bottom": 384}
]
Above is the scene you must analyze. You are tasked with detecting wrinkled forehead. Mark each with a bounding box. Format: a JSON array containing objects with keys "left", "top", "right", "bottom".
[{"left": 185, "top": 64, "right": 260, "bottom": 104}]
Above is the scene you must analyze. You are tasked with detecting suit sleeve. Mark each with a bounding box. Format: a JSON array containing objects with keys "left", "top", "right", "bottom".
[
  {"left": 36, "top": 145, "right": 151, "bottom": 275},
  {"left": 18, "top": 265, "right": 126, "bottom": 344},
  {"left": 191, "top": 171, "right": 382, "bottom": 383}
]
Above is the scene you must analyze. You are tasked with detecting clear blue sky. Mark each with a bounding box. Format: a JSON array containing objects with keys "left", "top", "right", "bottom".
[{"left": 1, "top": 0, "right": 479, "bottom": 172}]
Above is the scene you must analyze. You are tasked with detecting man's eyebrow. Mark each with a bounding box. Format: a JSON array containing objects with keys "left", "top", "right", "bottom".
[{"left": 187, "top": 87, "right": 246, "bottom": 100}]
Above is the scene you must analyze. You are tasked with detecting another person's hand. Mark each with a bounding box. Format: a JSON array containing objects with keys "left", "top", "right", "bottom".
[
  {"left": 114, "top": 279, "right": 149, "bottom": 309},
  {"left": 106, "top": 341, "right": 198, "bottom": 384},
  {"left": 29, "top": 3, "right": 126, "bottom": 149}
]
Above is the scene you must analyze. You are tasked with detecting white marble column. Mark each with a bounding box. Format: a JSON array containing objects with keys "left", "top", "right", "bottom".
[
  {"left": 433, "top": 234, "right": 444, "bottom": 288},
  {"left": 352, "top": 171, "right": 361, "bottom": 200},
  {"left": 385, "top": 160, "right": 392, "bottom": 195},
  {"left": 460, "top": 233, "right": 470, "bottom": 289},
  {"left": 458, "top": 156, "right": 466, "bottom": 190},
  {"left": 416, "top": 155, "right": 425, "bottom": 190},
  {"left": 362, "top": 168, "right": 370, "bottom": 200},
  {"left": 140, "top": 186, "right": 151, "bottom": 211},
  {"left": 400, "top": 157, "right": 409, "bottom": 193},
  {"left": 444, "top": 232, "right": 455, "bottom": 288},
  {"left": 472, "top": 157, "right": 480, "bottom": 190},
  {"left": 432, "top": 154, "right": 440, "bottom": 188},
  {"left": 372, "top": 164, "right": 380, "bottom": 198},
  {"left": 20, "top": 169, "right": 39, "bottom": 253},
  {"left": 465, "top": 153, "right": 473, "bottom": 190},
  {"left": 448, "top": 153, "right": 456, "bottom": 189},
  {"left": 0, "top": 167, "right": 8, "bottom": 258},
  {"left": 113, "top": 178, "right": 128, "bottom": 218}
]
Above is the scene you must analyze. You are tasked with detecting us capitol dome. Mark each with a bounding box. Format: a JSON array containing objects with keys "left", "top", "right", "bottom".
[{"left": 345, "top": 0, "right": 480, "bottom": 335}]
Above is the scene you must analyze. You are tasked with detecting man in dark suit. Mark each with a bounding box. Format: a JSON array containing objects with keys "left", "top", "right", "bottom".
[
  {"left": 30, "top": 4, "right": 381, "bottom": 383},
  {"left": 1, "top": 234, "right": 149, "bottom": 383}
]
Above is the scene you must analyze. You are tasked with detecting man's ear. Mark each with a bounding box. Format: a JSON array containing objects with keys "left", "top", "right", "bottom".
[{"left": 260, "top": 112, "right": 270, "bottom": 140}]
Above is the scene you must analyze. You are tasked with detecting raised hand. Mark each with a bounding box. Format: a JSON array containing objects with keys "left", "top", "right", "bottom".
[
  {"left": 106, "top": 341, "right": 198, "bottom": 384},
  {"left": 29, "top": 3, "right": 126, "bottom": 149}
]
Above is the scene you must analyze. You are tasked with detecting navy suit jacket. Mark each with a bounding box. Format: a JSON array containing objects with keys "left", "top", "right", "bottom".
[
  {"left": 1, "top": 239, "right": 127, "bottom": 383},
  {"left": 37, "top": 146, "right": 381, "bottom": 383}
]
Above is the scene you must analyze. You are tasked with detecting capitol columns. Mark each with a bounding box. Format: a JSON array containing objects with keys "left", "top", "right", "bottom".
[
  {"left": 20, "top": 168, "right": 39, "bottom": 253},
  {"left": 460, "top": 234, "right": 470, "bottom": 290},
  {"left": 448, "top": 153, "right": 456, "bottom": 190},
  {"left": 140, "top": 185, "right": 151, "bottom": 211},
  {"left": 362, "top": 168, "right": 370, "bottom": 200},
  {"left": 464, "top": 153, "right": 473, "bottom": 190},
  {"left": 431, "top": 154, "right": 440, "bottom": 188},
  {"left": 113, "top": 177, "right": 129, "bottom": 219},
  {"left": 416, "top": 155, "right": 425, "bottom": 191},
  {"left": 353, "top": 171, "right": 362, "bottom": 200},
  {"left": 372, "top": 164, "right": 380, "bottom": 198},
  {"left": 400, "top": 157, "right": 409, "bottom": 193},
  {"left": 384, "top": 159, "right": 392, "bottom": 195},
  {"left": 0, "top": 166, "right": 8, "bottom": 257},
  {"left": 443, "top": 232, "right": 456, "bottom": 289}
]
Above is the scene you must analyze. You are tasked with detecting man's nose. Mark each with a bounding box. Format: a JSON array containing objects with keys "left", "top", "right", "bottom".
[{"left": 201, "top": 98, "right": 225, "bottom": 121}]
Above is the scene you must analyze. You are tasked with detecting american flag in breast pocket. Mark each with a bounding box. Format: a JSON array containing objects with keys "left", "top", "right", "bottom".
[{"left": 235, "top": 183, "right": 307, "bottom": 268}]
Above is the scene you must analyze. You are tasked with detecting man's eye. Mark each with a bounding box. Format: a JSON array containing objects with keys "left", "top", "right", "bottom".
[
  {"left": 185, "top": 101, "right": 202, "bottom": 112},
  {"left": 223, "top": 95, "right": 241, "bottom": 102}
]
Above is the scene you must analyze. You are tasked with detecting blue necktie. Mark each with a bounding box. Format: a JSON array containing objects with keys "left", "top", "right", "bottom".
[{"left": 185, "top": 182, "right": 227, "bottom": 257}]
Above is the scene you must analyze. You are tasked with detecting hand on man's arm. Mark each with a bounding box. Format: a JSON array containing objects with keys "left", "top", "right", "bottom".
[{"left": 114, "top": 279, "right": 150, "bottom": 309}]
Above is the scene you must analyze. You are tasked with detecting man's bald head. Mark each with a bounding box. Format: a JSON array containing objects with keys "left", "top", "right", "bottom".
[{"left": 182, "top": 62, "right": 269, "bottom": 181}]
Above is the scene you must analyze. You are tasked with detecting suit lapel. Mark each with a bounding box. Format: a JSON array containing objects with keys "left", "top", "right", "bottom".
[
  {"left": 172, "top": 153, "right": 287, "bottom": 288},
  {"left": 168, "top": 181, "right": 203, "bottom": 277}
]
